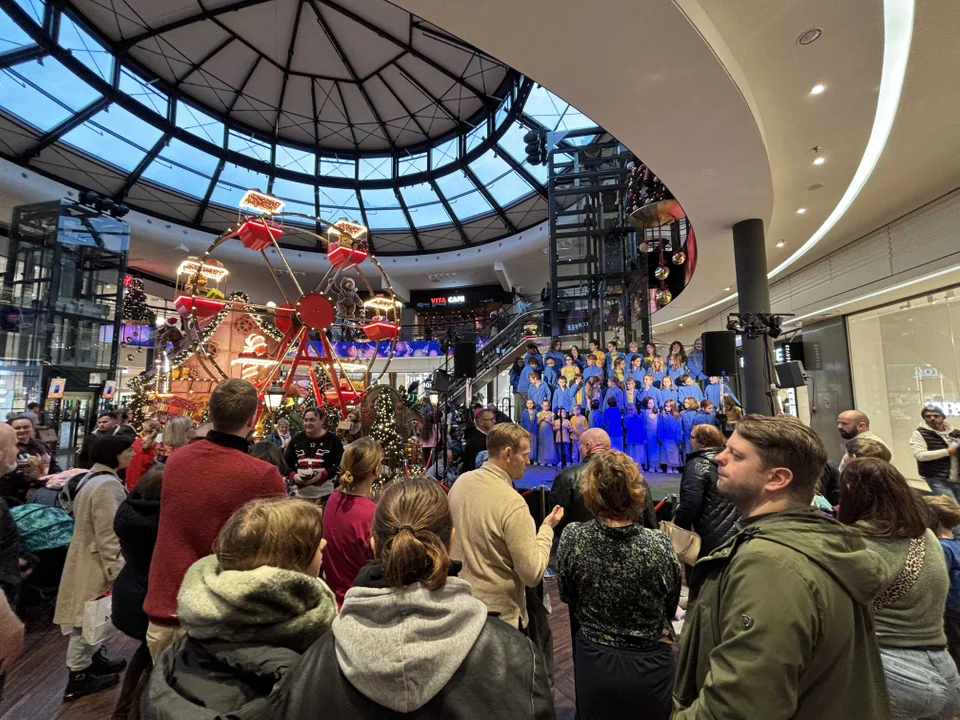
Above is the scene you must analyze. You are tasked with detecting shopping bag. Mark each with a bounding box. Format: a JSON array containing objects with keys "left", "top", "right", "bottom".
[
  {"left": 660, "top": 521, "right": 701, "bottom": 566},
  {"left": 82, "top": 594, "right": 117, "bottom": 645}
]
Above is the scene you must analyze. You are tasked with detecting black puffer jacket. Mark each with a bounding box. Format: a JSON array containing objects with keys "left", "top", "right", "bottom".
[
  {"left": 112, "top": 491, "right": 160, "bottom": 641},
  {"left": 674, "top": 447, "right": 740, "bottom": 555}
]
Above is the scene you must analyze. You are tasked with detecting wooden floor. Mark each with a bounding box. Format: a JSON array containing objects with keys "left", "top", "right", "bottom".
[{"left": 0, "top": 579, "right": 577, "bottom": 720}]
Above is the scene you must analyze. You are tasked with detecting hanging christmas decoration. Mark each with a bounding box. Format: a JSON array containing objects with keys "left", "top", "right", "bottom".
[
  {"left": 672, "top": 251, "right": 687, "bottom": 265},
  {"left": 654, "top": 265, "right": 670, "bottom": 281},
  {"left": 655, "top": 289, "right": 673, "bottom": 306},
  {"left": 625, "top": 163, "right": 685, "bottom": 229}
]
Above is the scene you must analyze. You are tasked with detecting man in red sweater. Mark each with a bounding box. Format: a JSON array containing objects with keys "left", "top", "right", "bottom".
[{"left": 143, "top": 379, "right": 285, "bottom": 661}]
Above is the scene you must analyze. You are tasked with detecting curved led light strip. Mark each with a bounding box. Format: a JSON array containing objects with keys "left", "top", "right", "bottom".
[{"left": 653, "top": 0, "right": 915, "bottom": 330}]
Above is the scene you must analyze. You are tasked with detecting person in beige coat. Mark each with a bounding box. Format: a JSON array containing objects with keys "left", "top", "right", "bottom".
[
  {"left": 54, "top": 434, "right": 135, "bottom": 702},
  {"left": 448, "top": 423, "right": 563, "bottom": 630}
]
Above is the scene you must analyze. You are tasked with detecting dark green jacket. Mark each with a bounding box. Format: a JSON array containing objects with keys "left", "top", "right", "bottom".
[{"left": 673, "top": 507, "right": 889, "bottom": 720}]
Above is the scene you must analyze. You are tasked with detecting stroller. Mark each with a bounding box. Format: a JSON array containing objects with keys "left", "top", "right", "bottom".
[{"left": 10, "top": 503, "right": 73, "bottom": 624}]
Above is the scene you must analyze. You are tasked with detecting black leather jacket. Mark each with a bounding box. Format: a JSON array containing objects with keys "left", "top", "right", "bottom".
[
  {"left": 267, "top": 618, "right": 554, "bottom": 719},
  {"left": 549, "top": 456, "right": 659, "bottom": 535},
  {"left": 674, "top": 447, "right": 741, "bottom": 555}
]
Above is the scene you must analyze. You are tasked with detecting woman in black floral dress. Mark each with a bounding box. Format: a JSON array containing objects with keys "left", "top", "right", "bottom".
[{"left": 557, "top": 451, "right": 681, "bottom": 720}]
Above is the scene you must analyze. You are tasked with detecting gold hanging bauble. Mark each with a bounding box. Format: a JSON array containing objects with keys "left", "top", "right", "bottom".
[
  {"left": 655, "top": 289, "right": 673, "bottom": 306},
  {"left": 672, "top": 251, "right": 687, "bottom": 265},
  {"left": 638, "top": 242, "right": 649, "bottom": 253},
  {"left": 654, "top": 265, "right": 670, "bottom": 281}
]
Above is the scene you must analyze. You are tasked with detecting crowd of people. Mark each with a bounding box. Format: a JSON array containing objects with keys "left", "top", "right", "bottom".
[
  {"left": 3, "top": 371, "right": 960, "bottom": 718},
  {"left": 509, "top": 337, "right": 738, "bottom": 474}
]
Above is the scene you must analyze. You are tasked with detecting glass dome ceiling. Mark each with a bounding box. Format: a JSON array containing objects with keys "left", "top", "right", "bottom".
[{"left": 0, "top": 0, "right": 602, "bottom": 254}]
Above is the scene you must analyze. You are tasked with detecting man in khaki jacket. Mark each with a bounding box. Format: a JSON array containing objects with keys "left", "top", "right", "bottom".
[{"left": 449, "top": 423, "right": 563, "bottom": 630}]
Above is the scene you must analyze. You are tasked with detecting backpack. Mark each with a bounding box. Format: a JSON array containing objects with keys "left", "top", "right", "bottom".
[
  {"left": 10, "top": 504, "right": 74, "bottom": 552},
  {"left": 59, "top": 471, "right": 111, "bottom": 517}
]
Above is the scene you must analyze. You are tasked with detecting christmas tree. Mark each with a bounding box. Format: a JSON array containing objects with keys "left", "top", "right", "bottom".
[
  {"left": 370, "top": 393, "right": 404, "bottom": 469},
  {"left": 626, "top": 164, "right": 671, "bottom": 215},
  {"left": 125, "top": 374, "right": 151, "bottom": 430},
  {"left": 123, "top": 276, "right": 156, "bottom": 326}
]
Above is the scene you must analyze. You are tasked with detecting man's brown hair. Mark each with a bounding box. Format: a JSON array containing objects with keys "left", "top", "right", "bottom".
[
  {"left": 580, "top": 450, "right": 646, "bottom": 521},
  {"left": 208, "top": 378, "right": 259, "bottom": 433},
  {"left": 734, "top": 414, "right": 827, "bottom": 500},
  {"left": 485, "top": 422, "right": 531, "bottom": 459},
  {"left": 845, "top": 437, "right": 892, "bottom": 463},
  {"left": 691, "top": 424, "right": 725, "bottom": 449},
  {"left": 926, "top": 494, "right": 960, "bottom": 531},
  {"left": 216, "top": 497, "right": 324, "bottom": 574}
]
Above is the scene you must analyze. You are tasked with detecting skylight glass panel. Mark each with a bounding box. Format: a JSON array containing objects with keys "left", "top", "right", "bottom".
[
  {"left": 143, "top": 139, "right": 218, "bottom": 197},
  {"left": 58, "top": 15, "right": 112, "bottom": 84},
  {"left": 497, "top": 122, "right": 549, "bottom": 183},
  {"left": 0, "top": 59, "right": 99, "bottom": 131},
  {"left": 468, "top": 148, "right": 511, "bottom": 185},
  {"left": 361, "top": 188, "right": 407, "bottom": 231},
  {"left": 320, "top": 156, "right": 354, "bottom": 180},
  {"left": 62, "top": 107, "right": 160, "bottom": 172},
  {"left": 176, "top": 100, "right": 223, "bottom": 145},
  {"left": 435, "top": 172, "right": 491, "bottom": 222},
  {"left": 1, "top": 8, "right": 33, "bottom": 49},
  {"left": 228, "top": 130, "right": 271, "bottom": 163},
  {"left": 61, "top": 105, "right": 162, "bottom": 172},
  {"left": 319, "top": 187, "right": 360, "bottom": 224},
  {"left": 398, "top": 152, "right": 427, "bottom": 177},
  {"left": 359, "top": 156, "right": 391, "bottom": 181},
  {"left": 218, "top": 162, "right": 269, "bottom": 195},
  {"left": 495, "top": 94, "right": 511, "bottom": 127},
  {"left": 465, "top": 123, "right": 486, "bottom": 153},
  {"left": 399, "top": 183, "right": 451, "bottom": 227},
  {"left": 275, "top": 144, "right": 315, "bottom": 175},
  {"left": 486, "top": 170, "right": 533, "bottom": 207},
  {"left": 209, "top": 180, "right": 253, "bottom": 210},
  {"left": 271, "top": 177, "right": 315, "bottom": 206},
  {"left": 12, "top": 0, "right": 44, "bottom": 26},
  {"left": 523, "top": 86, "right": 567, "bottom": 131},
  {"left": 119, "top": 66, "right": 167, "bottom": 117},
  {"left": 431, "top": 137, "right": 457, "bottom": 169}
]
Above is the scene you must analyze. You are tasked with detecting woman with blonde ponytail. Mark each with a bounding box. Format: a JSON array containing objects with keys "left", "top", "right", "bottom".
[
  {"left": 125, "top": 419, "right": 161, "bottom": 491},
  {"left": 271, "top": 479, "right": 554, "bottom": 719},
  {"left": 321, "top": 437, "right": 381, "bottom": 605}
]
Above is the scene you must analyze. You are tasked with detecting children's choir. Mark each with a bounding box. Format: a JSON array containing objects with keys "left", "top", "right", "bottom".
[{"left": 515, "top": 336, "right": 740, "bottom": 472}]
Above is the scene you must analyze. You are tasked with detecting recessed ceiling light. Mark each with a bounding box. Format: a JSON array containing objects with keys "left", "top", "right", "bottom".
[
  {"left": 798, "top": 28, "right": 823, "bottom": 45},
  {"left": 810, "top": 84, "right": 826, "bottom": 95},
  {"left": 813, "top": 156, "right": 825, "bottom": 165},
  {"left": 777, "top": 240, "right": 786, "bottom": 248},
  {"left": 678, "top": 323, "right": 683, "bottom": 328},
  {"left": 724, "top": 287, "right": 731, "bottom": 292},
  {"left": 796, "top": 208, "right": 807, "bottom": 214}
]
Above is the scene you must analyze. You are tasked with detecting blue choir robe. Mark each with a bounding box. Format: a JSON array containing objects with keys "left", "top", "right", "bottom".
[
  {"left": 603, "top": 386, "right": 625, "bottom": 409},
  {"left": 651, "top": 369, "right": 667, "bottom": 387},
  {"left": 588, "top": 409, "right": 603, "bottom": 428},
  {"left": 623, "top": 388, "right": 642, "bottom": 411},
  {"left": 693, "top": 410, "right": 718, "bottom": 428},
  {"left": 552, "top": 386, "right": 575, "bottom": 413},
  {"left": 625, "top": 413, "right": 646, "bottom": 445},
  {"left": 572, "top": 355, "right": 586, "bottom": 370},
  {"left": 628, "top": 367, "right": 647, "bottom": 385},
  {"left": 687, "top": 350, "right": 706, "bottom": 381},
  {"left": 583, "top": 365, "right": 603, "bottom": 383},
  {"left": 639, "top": 386, "right": 663, "bottom": 409},
  {"left": 543, "top": 365, "right": 559, "bottom": 390},
  {"left": 667, "top": 364, "right": 688, "bottom": 383},
  {"left": 522, "top": 352, "right": 544, "bottom": 371},
  {"left": 659, "top": 387, "right": 680, "bottom": 407},
  {"left": 658, "top": 413, "right": 684, "bottom": 446},
  {"left": 528, "top": 382, "right": 552, "bottom": 409},
  {"left": 625, "top": 351, "right": 642, "bottom": 369},
  {"left": 603, "top": 406, "right": 624, "bottom": 451},
  {"left": 545, "top": 350, "right": 566, "bottom": 368},
  {"left": 681, "top": 409, "right": 698, "bottom": 453},
  {"left": 519, "top": 408, "right": 538, "bottom": 459},
  {"left": 678, "top": 384, "right": 705, "bottom": 404},
  {"left": 706, "top": 381, "right": 739, "bottom": 408},
  {"left": 605, "top": 350, "right": 624, "bottom": 374},
  {"left": 517, "top": 365, "right": 536, "bottom": 393}
]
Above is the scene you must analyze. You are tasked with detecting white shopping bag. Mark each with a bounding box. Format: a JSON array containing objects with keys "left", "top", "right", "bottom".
[{"left": 82, "top": 594, "right": 117, "bottom": 645}]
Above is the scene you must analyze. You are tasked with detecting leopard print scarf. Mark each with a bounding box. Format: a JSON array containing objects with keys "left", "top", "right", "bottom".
[{"left": 873, "top": 536, "right": 925, "bottom": 611}]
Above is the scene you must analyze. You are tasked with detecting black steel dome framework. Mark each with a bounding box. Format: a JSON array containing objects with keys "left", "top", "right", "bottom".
[{"left": 0, "top": 0, "right": 602, "bottom": 254}]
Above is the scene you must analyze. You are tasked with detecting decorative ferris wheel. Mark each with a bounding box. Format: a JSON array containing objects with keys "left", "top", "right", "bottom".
[{"left": 174, "top": 190, "right": 402, "bottom": 417}]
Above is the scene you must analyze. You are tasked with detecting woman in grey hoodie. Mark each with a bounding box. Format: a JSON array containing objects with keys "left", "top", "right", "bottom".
[
  {"left": 141, "top": 497, "right": 337, "bottom": 720},
  {"left": 271, "top": 478, "right": 555, "bottom": 719}
]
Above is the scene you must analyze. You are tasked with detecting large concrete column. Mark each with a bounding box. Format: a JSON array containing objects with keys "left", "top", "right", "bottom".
[{"left": 732, "top": 219, "right": 774, "bottom": 416}]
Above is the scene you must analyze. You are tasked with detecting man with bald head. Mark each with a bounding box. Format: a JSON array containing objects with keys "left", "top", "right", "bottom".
[
  {"left": 549, "top": 428, "right": 657, "bottom": 534},
  {"left": 837, "top": 410, "right": 890, "bottom": 471}
]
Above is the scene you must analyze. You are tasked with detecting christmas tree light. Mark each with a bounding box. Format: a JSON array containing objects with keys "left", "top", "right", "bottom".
[{"left": 122, "top": 276, "right": 156, "bottom": 326}]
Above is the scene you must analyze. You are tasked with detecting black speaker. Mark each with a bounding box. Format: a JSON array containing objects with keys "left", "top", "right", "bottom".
[
  {"left": 775, "top": 361, "right": 806, "bottom": 388},
  {"left": 702, "top": 331, "right": 737, "bottom": 377},
  {"left": 453, "top": 341, "right": 477, "bottom": 379},
  {"left": 432, "top": 369, "right": 450, "bottom": 393}
]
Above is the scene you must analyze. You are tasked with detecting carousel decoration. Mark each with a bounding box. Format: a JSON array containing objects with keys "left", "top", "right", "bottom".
[{"left": 178, "top": 189, "right": 401, "bottom": 417}]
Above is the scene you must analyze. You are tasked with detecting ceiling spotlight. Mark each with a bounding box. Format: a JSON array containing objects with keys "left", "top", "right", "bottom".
[
  {"left": 724, "top": 287, "right": 731, "bottom": 292},
  {"left": 777, "top": 240, "right": 786, "bottom": 248},
  {"left": 813, "top": 156, "right": 825, "bottom": 165},
  {"left": 78, "top": 190, "right": 100, "bottom": 206},
  {"left": 678, "top": 323, "right": 683, "bottom": 328},
  {"left": 110, "top": 204, "right": 130, "bottom": 218},
  {"left": 798, "top": 28, "right": 823, "bottom": 45},
  {"left": 796, "top": 208, "right": 807, "bottom": 214},
  {"left": 810, "top": 84, "right": 826, "bottom": 95}
]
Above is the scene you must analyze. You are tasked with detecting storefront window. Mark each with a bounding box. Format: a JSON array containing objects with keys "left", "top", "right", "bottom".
[{"left": 847, "top": 287, "right": 960, "bottom": 485}]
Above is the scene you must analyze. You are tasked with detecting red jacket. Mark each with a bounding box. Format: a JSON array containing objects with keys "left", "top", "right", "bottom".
[
  {"left": 143, "top": 433, "right": 286, "bottom": 623},
  {"left": 125, "top": 437, "right": 157, "bottom": 492}
]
